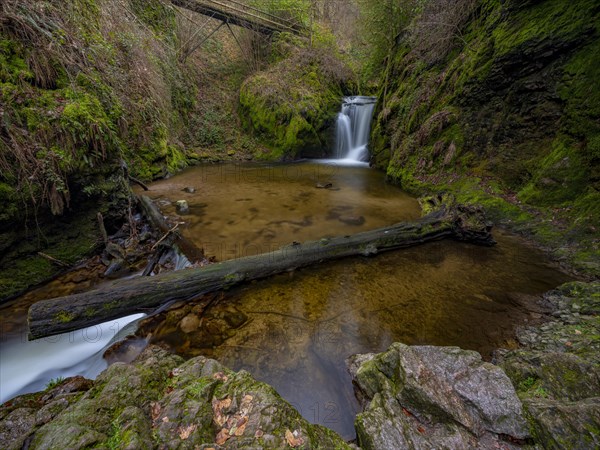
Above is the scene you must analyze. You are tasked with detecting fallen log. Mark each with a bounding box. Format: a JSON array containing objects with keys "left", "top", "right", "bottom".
[{"left": 28, "top": 196, "right": 494, "bottom": 340}]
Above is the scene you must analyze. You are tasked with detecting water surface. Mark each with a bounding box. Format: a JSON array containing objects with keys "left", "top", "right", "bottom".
[{"left": 140, "top": 161, "right": 572, "bottom": 439}]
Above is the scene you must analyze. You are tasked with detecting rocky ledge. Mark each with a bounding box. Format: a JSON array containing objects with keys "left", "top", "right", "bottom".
[
  {"left": 1, "top": 281, "right": 598, "bottom": 449},
  {"left": 0, "top": 346, "right": 349, "bottom": 449},
  {"left": 349, "top": 281, "right": 600, "bottom": 449}
]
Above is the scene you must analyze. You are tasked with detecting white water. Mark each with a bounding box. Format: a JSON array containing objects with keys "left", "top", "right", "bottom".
[
  {"left": 335, "top": 96, "right": 377, "bottom": 162},
  {"left": 0, "top": 313, "right": 145, "bottom": 403}
]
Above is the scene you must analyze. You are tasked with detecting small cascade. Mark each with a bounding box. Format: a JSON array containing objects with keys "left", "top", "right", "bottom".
[{"left": 335, "top": 96, "right": 377, "bottom": 162}]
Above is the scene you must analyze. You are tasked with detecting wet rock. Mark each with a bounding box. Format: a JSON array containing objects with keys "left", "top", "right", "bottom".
[
  {"left": 175, "top": 200, "right": 189, "bottom": 214},
  {"left": 40, "top": 376, "right": 93, "bottom": 402},
  {"left": 349, "top": 343, "right": 529, "bottom": 449},
  {"left": 179, "top": 313, "right": 200, "bottom": 333},
  {"left": 182, "top": 186, "right": 196, "bottom": 194},
  {"left": 103, "top": 257, "right": 126, "bottom": 278},
  {"left": 223, "top": 308, "right": 248, "bottom": 329},
  {"left": 339, "top": 215, "right": 365, "bottom": 226}
]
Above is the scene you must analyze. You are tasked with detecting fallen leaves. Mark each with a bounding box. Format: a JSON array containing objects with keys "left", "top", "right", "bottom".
[
  {"left": 178, "top": 424, "right": 197, "bottom": 440},
  {"left": 215, "top": 428, "right": 230, "bottom": 445},
  {"left": 285, "top": 429, "right": 304, "bottom": 447},
  {"left": 213, "top": 372, "right": 229, "bottom": 382},
  {"left": 150, "top": 402, "right": 161, "bottom": 421},
  {"left": 212, "top": 397, "right": 232, "bottom": 427},
  {"left": 212, "top": 393, "right": 255, "bottom": 444}
]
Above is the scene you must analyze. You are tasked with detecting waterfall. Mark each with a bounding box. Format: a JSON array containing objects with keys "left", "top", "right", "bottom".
[{"left": 335, "top": 96, "right": 377, "bottom": 162}]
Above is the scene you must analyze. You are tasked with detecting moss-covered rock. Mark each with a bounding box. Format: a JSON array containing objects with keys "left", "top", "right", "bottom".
[
  {"left": 1, "top": 346, "right": 350, "bottom": 449},
  {"left": 499, "top": 281, "right": 600, "bottom": 448},
  {"left": 239, "top": 40, "right": 353, "bottom": 160}
]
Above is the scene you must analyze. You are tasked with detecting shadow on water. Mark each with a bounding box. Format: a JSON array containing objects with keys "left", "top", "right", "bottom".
[{"left": 140, "top": 161, "right": 573, "bottom": 439}]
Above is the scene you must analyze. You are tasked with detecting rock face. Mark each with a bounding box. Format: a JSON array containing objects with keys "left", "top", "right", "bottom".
[
  {"left": 499, "top": 281, "right": 600, "bottom": 449},
  {"left": 348, "top": 343, "right": 529, "bottom": 449},
  {"left": 0, "top": 346, "right": 349, "bottom": 449}
]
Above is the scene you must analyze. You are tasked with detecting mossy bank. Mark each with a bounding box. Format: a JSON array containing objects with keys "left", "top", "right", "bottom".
[{"left": 370, "top": 0, "right": 600, "bottom": 277}]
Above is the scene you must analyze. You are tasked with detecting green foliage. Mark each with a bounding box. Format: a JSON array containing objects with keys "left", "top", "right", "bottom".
[
  {"left": 356, "top": 0, "right": 422, "bottom": 79},
  {"left": 239, "top": 43, "right": 351, "bottom": 160},
  {"left": 45, "top": 377, "right": 65, "bottom": 391},
  {"left": 129, "top": 0, "right": 177, "bottom": 39},
  {"left": 518, "top": 138, "right": 588, "bottom": 206}
]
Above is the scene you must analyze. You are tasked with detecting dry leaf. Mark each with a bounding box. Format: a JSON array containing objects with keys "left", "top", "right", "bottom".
[
  {"left": 150, "top": 402, "right": 161, "bottom": 421},
  {"left": 216, "top": 428, "right": 230, "bottom": 445},
  {"left": 234, "top": 416, "right": 248, "bottom": 436},
  {"left": 212, "top": 397, "right": 232, "bottom": 427},
  {"left": 285, "top": 429, "right": 304, "bottom": 448},
  {"left": 178, "top": 424, "right": 197, "bottom": 439},
  {"left": 255, "top": 429, "right": 264, "bottom": 438},
  {"left": 162, "top": 416, "right": 169, "bottom": 423},
  {"left": 213, "top": 372, "right": 229, "bottom": 382}
]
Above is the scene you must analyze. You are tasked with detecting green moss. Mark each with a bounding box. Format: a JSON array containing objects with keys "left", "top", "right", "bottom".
[
  {"left": 55, "top": 310, "right": 75, "bottom": 323},
  {"left": 0, "top": 39, "right": 33, "bottom": 83},
  {"left": 239, "top": 43, "right": 351, "bottom": 160},
  {"left": 491, "top": 0, "right": 597, "bottom": 57},
  {"left": 518, "top": 137, "right": 588, "bottom": 206}
]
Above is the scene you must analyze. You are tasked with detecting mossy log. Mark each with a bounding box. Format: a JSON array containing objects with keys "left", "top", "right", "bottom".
[{"left": 28, "top": 196, "right": 495, "bottom": 340}]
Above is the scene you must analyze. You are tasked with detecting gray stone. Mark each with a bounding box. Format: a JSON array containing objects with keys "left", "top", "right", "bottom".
[
  {"left": 350, "top": 343, "right": 530, "bottom": 449},
  {"left": 175, "top": 200, "right": 189, "bottom": 214},
  {"left": 524, "top": 397, "right": 600, "bottom": 449}
]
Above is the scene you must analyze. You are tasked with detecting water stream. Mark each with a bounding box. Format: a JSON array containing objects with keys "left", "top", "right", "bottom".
[{"left": 335, "top": 96, "right": 377, "bottom": 162}]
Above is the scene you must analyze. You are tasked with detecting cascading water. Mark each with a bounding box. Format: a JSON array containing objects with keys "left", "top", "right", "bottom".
[{"left": 335, "top": 96, "right": 377, "bottom": 162}]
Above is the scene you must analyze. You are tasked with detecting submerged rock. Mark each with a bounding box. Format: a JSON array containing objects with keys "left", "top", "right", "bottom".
[
  {"left": 348, "top": 343, "right": 529, "bottom": 449},
  {"left": 175, "top": 200, "right": 189, "bottom": 214}
]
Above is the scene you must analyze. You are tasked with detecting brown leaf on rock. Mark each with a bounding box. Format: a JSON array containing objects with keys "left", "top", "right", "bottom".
[
  {"left": 213, "top": 372, "right": 229, "bottom": 382},
  {"left": 212, "top": 397, "right": 232, "bottom": 427},
  {"left": 234, "top": 416, "right": 248, "bottom": 436},
  {"left": 178, "top": 424, "right": 197, "bottom": 439},
  {"left": 285, "top": 429, "right": 304, "bottom": 448},
  {"left": 150, "top": 402, "right": 161, "bottom": 421},
  {"left": 216, "top": 428, "right": 230, "bottom": 445}
]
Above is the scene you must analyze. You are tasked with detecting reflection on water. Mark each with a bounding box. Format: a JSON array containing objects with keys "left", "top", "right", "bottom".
[{"left": 141, "top": 162, "right": 573, "bottom": 439}]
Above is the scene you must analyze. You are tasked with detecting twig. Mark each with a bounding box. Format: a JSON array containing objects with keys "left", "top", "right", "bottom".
[
  {"left": 37, "top": 252, "right": 69, "bottom": 268},
  {"left": 151, "top": 223, "right": 180, "bottom": 251},
  {"left": 128, "top": 175, "right": 149, "bottom": 191}
]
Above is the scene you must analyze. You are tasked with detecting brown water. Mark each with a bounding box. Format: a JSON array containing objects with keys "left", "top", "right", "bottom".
[
  {"left": 139, "top": 161, "right": 420, "bottom": 259},
  {"left": 140, "top": 161, "right": 573, "bottom": 439}
]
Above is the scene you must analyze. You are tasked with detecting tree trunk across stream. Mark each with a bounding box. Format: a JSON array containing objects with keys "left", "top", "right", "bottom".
[{"left": 28, "top": 195, "right": 495, "bottom": 340}]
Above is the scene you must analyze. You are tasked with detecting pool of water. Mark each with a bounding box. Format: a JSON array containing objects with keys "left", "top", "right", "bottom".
[
  {"left": 139, "top": 161, "right": 573, "bottom": 439},
  {"left": 138, "top": 161, "right": 421, "bottom": 260}
]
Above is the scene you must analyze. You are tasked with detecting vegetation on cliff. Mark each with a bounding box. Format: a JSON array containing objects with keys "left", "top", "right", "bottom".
[
  {"left": 365, "top": 0, "right": 600, "bottom": 276},
  {"left": 238, "top": 3, "right": 355, "bottom": 160}
]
